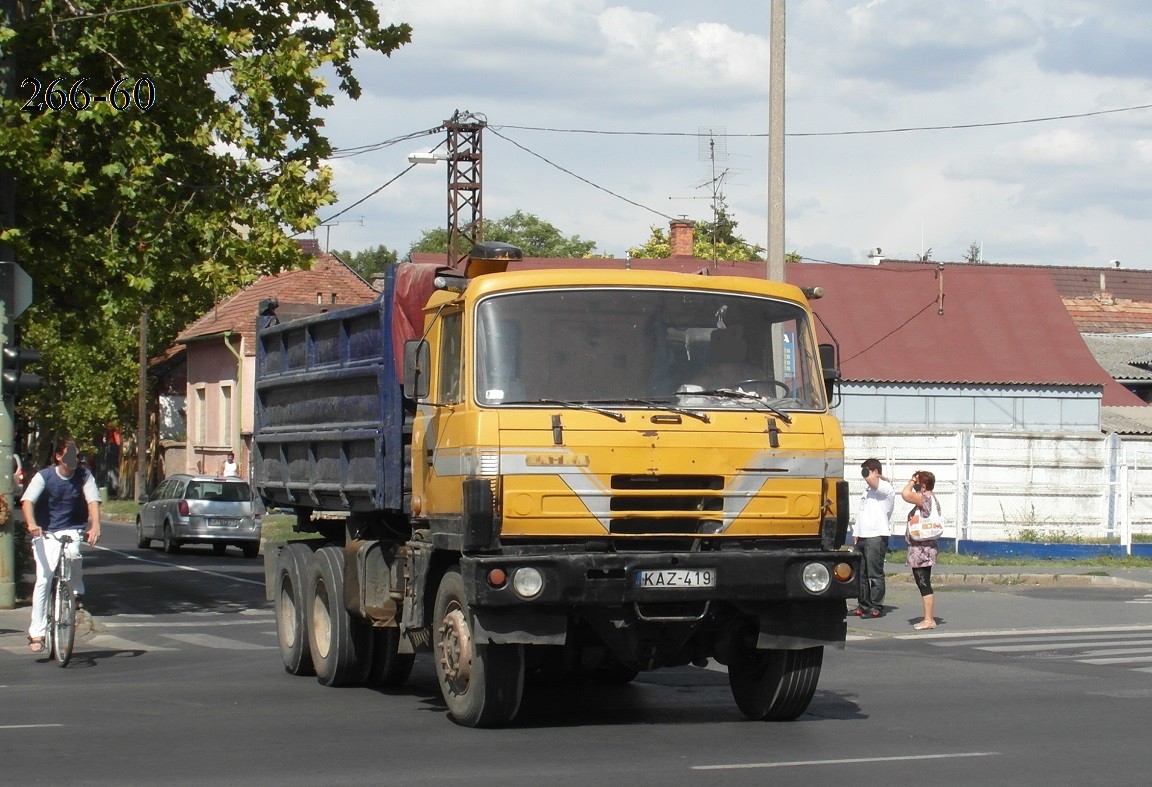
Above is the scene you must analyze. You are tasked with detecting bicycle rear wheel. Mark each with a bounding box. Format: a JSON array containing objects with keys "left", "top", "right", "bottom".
[{"left": 53, "top": 578, "right": 76, "bottom": 666}]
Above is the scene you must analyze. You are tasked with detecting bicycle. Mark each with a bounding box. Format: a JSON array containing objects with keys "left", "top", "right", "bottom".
[{"left": 40, "top": 530, "right": 86, "bottom": 667}]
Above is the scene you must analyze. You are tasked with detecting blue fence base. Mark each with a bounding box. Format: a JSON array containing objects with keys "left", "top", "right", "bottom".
[{"left": 885, "top": 537, "right": 1152, "bottom": 560}]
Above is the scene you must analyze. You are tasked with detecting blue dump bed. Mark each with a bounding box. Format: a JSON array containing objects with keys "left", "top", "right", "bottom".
[{"left": 253, "top": 266, "right": 406, "bottom": 514}]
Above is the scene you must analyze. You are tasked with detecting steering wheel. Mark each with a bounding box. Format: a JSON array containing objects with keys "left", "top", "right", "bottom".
[{"left": 736, "top": 379, "right": 791, "bottom": 397}]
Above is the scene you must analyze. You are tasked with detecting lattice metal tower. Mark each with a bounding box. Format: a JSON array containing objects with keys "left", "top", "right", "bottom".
[{"left": 445, "top": 111, "right": 485, "bottom": 269}]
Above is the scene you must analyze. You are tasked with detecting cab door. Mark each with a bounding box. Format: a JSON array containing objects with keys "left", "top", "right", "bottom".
[{"left": 413, "top": 307, "right": 467, "bottom": 517}]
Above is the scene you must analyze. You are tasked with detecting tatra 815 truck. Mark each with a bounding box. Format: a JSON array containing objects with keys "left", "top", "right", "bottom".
[{"left": 256, "top": 243, "right": 859, "bottom": 727}]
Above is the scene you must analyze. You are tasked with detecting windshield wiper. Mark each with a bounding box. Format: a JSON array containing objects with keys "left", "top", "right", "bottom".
[
  {"left": 693, "top": 388, "right": 793, "bottom": 424},
  {"left": 501, "top": 399, "right": 626, "bottom": 422},
  {"left": 583, "top": 398, "right": 711, "bottom": 424}
]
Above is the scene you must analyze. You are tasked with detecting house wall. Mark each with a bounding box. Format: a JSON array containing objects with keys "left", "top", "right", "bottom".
[
  {"left": 846, "top": 430, "right": 1152, "bottom": 546},
  {"left": 184, "top": 339, "right": 244, "bottom": 475},
  {"left": 836, "top": 383, "right": 1102, "bottom": 432}
]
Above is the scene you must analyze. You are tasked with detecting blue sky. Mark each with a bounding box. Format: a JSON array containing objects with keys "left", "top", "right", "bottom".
[{"left": 312, "top": 1, "right": 1152, "bottom": 269}]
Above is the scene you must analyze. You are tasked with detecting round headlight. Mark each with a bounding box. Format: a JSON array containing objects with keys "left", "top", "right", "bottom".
[
  {"left": 512, "top": 567, "right": 544, "bottom": 599},
  {"left": 802, "top": 562, "right": 831, "bottom": 594}
]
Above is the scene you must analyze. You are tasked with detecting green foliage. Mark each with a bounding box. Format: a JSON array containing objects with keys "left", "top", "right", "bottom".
[
  {"left": 334, "top": 244, "right": 398, "bottom": 279},
  {"left": 963, "top": 241, "right": 986, "bottom": 264},
  {"left": 0, "top": 2, "right": 410, "bottom": 442},
  {"left": 628, "top": 200, "right": 766, "bottom": 261},
  {"left": 408, "top": 211, "right": 598, "bottom": 258}
]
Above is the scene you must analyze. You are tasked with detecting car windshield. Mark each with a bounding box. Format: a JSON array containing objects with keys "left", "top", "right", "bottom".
[
  {"left": 475, "top": 286, "right": 825, "bottom": 411},
  {"left": 186, "top": 481, "right": 251, "bottom": 502}
]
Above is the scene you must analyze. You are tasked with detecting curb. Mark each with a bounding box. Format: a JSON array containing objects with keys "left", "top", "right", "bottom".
[{"left": 886, "top": 572, "right": 1152, "bottom": 589}]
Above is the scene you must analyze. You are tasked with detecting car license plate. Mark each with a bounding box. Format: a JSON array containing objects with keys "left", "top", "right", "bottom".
[
  {"left": 206, "top": 517, "right": 237, "bottom": 528},
  {"left": 634, "top": 569, "right": 716, "bottom": 589}
]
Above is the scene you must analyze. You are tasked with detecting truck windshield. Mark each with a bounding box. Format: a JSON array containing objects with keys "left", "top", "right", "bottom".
[{"left": 475, "top": 287, "right": 825, "bottom": 411}]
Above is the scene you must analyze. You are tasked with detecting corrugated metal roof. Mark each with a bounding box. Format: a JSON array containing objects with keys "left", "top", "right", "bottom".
[
  {"left": 787, "top": 262, "right": 1145, "bottom": 407},
  {"left": 1081, "top": 334, "right": 1152, "bottom": 381},
  {"left": 1102, "top": 406, "right": 1152, "bottom": 435}
]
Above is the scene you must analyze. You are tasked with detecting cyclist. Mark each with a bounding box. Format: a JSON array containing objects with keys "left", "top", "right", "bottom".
[{"left": 21, "top": 438, "right": 102, "bottom": 654}]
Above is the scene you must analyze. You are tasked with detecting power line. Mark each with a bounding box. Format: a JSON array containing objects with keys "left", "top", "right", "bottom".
[
  {"left": 329, "top": 126, "right": 444, "bottom": 159},
  {"left": 491, "top": 101, "right": 1152, "bottom": 139},
  {"left": 487, "top": 127, "right": 676, "bottom": 222}
]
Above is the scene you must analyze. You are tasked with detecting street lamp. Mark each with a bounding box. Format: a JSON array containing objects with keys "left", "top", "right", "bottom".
[{"left": 407, "top": 150, "right": 449, "bottom": 165}]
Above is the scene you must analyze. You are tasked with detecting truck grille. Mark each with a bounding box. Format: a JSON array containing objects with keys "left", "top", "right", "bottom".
[{"left": 608, "top": 474, "right": 725, "bottom": 535}]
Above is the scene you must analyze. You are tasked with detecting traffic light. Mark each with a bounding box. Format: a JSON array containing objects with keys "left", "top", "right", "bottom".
[{"left": 2, "top": 346, "right": 41, "bottom": 398}]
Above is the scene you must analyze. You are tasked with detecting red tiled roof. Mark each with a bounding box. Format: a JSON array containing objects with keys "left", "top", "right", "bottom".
[{"left": 175, "top": 252, "right": 378, "bottom": 353}]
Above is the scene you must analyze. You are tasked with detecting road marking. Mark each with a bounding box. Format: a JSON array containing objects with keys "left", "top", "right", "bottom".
[
  {"left": 927, "top": 630, "right": 1152, "bottom": 647},
  {"left": 99, "top": 618, "right": 271, "bottom": 629},
  {"left": 918, "top": 628, "right": 1152, "bottom": 674},
  {"left": 0, "top": 724, "right": 65, "bottom": 730},
  {"left": 161, "top": 633, "right": 274, "bottom": 650},
  {"left": 979, "top": 638, "right": 1152, "bottom": 653},
  {"left": 692, "top": 752, "right": 1000, "bottom": 771},
  {"left": 89, "top": 544, "right": 265, "bottom": 587},
  {"left": 896, "top": 625, "right": 1152, "bottom": 641},
  {"left": 84, "top": 633, "right": 177, "bottom": 652}
]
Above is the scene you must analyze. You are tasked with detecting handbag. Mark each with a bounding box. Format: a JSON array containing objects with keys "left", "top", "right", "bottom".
[{"left": 906, "top": 495, "right": 944, "bottom": 541}]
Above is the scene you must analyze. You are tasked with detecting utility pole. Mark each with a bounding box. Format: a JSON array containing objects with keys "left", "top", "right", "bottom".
[{"left": 767, "top": 0, "right": 786, "bottom": 282}]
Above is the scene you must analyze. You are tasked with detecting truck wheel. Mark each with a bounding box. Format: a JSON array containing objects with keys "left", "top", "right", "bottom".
[
  {"left": 433, "top": 568, "right": 524, "bottom": 727},
  {"left": 728, "top": 646, "right": 823, "bottom": 721},
  {"left": 275, "top": 542, "right": 315, "bottom": 676},
  {"left": 366, "top": 627, "right": 416, "bottom": 687},
  {"left": 307, "top": 546, "right": 372, "bottom": 687}
]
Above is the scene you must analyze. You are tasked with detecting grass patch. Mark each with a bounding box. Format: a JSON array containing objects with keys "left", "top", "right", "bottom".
[
  {"left": 102, "top": 499, "right": 139, "bottom": 522},
  {"left": 888, "top": 549, "right": 1152, "bottom": 568}
]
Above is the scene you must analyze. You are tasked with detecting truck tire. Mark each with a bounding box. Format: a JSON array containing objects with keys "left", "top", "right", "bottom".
[
  {"left": 433, "top": 568, "right": 525, "bottom": 727},
  {"left": 366, "top": 627, "right": 416, "bottom": 687},
  {"left": 275, "top": 542, "right": 315, "bottom": 676},
  {"left": 307, "top": 546, "right": 372, "bottom": 687},
  {"left": 728, "top": 646, "right": 823, "bottom": 721}
]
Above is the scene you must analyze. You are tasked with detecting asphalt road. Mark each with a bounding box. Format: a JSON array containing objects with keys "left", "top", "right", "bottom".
[{"left": 2, "top": 523, "right": 1151, "bottom": 785}]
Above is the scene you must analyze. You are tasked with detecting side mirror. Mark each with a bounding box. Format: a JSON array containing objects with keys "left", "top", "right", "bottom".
[
  {"left": 403, "top": 339, "right": 431, "bottom": 399},
  {"left": 818, "top": 343, "right": 840, "bottom": 403},
  {"left": 137, "top": 493, "right": 149, "bottom": 504}
]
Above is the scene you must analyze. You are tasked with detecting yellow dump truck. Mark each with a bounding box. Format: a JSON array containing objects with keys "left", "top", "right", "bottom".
[{"left": 256, "top": 242, "right": 858, "bottom": 727}]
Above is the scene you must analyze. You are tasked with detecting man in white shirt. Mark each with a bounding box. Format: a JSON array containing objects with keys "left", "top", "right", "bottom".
[{"left": 852, "top": 458, "right": 895, "bottom": 619}]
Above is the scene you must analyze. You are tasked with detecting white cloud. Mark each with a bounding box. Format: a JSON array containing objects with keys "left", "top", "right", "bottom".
[{"left": 314, "top": 1, "right": 1152, "bottom": 269}]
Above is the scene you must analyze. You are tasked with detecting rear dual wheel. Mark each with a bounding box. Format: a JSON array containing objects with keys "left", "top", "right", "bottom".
[
  {"left": 306, "top": 546, "right": 373, "bottom": 687},
  {"left": 275, "top": 543, "right": 315, "bottom": 676}
]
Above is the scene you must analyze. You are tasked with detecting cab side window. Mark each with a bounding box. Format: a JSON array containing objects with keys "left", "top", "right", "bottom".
[{"left": 438, "top": 310, "right": 463, "bottom": 404}]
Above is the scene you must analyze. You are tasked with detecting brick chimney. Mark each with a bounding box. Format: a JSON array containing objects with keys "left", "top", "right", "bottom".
[{"left": 670, "top": 220, "right": 695, "bottom": 257}]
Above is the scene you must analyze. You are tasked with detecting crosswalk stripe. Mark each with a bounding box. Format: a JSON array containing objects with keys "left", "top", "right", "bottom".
[
  {"left": 979, "top": 638, "right": 1152, "bottom": 653},
  {"left": 161, "top": 633, "right": 274, "bottom": 650}
]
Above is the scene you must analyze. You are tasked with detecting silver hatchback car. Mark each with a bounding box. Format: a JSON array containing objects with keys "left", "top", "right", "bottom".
[{"left": 137, "top": 474, "right": 262, "bottom": 558}]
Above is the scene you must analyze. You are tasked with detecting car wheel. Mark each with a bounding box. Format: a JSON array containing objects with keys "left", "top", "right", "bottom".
[
  {"left": 136, "top": 518, "right": 151, "bottom": 550},
  {"left": 162, "top": 524, "right": 180, "bottom": 554},
  {"left": 212, "top": 543, "right": 228, "bottom": 556},
  {"left": 275, "top": 543, "right": 316, "bottom": 676},
  {"left": 241, "top": 542, "right": 259, "bottom": 559},
  {"left": 306, "top": 546, "right": 372, "bottom": 687}
]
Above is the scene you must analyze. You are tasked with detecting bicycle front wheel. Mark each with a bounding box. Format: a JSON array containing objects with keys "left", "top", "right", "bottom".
[{"left": 53, "top": 578, "right": 76, "bottom": 667}]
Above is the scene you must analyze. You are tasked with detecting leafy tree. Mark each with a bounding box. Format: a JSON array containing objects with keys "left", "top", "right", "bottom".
[
  {"left": 0, "top": 2, "right": 410, "bottom": 444},
  {"left": 334, "top": 244, "right": 399, "bottom": 279},
  {"left": 408, "top": 211, "right": 598, "bottom": 258},
  {"left": 918, "top": 248, "right": 934, "bottom": 262},
  {"left": 628, "top": 200, "right": 765, "bottom": 261}
]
